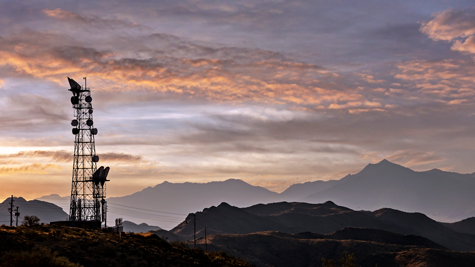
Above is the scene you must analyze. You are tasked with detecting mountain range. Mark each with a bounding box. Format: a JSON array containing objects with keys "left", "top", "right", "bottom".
[
  {"left": 37, "top": 159, "right": 475, "bottom": 228},
  {"left": 0, "top": 197, "right": 68, "bottom": 225},
  {"left": 163, "top": 201, "right": 475, "bottom": 252}
]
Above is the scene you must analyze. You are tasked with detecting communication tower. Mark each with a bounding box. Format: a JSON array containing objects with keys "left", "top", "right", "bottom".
[{"left": 68, "top": 77, "right": 109, "bottom": 225}]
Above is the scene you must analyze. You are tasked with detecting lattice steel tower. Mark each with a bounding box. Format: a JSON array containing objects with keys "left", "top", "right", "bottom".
[{"left": 68, "top": 77, "right": 109, "bottom": 224}]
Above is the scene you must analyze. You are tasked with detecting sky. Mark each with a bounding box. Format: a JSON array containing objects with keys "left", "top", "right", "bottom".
[{"left": 1, "top": 0, "right": 475, "bottom": 200}]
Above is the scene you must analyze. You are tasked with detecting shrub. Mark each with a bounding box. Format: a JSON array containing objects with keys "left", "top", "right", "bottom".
[
  {"left": 1, "top": 246, "right": 82, "bottom": 267},
  {"left": 22, "top": 215, "right": 40, "bottom": 226},
  {"left": 322, "top": 251, "right": 360, "bottom": 267}
]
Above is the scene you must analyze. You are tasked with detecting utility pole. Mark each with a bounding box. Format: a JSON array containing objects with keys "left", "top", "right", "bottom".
[
  {"left": 8, "top": 195, "right": 14, "bottom": 227},
  {"left": 14, "top": 207, "right": 20, "bottom": 227},
  {"left": 205, "top": 227, "right": 207, "bottom": 252},
  {"left": 193, "top": 213, "right": 196, "bottom": 249}
]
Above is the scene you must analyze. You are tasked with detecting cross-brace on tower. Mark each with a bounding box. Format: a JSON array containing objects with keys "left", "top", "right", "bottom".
[{"left": 68, "top": 77, "right": 109, "bottom": 225}]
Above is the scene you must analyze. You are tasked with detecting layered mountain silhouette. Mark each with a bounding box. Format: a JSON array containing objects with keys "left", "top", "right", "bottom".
[
  {"left": 305, "top": 159, "right": 475, "bottom": 222},
  {"left": 37, "top": 159, "right": 475, "bottom": 227},
  {"left": 442, "top": 217, "right": 475, "bottom": 235},
  {"left": 163, "top": 201, "right": 475, "bottom": 251},
  {"left": 36, "top": 194, "right": 70, "bottom": 213},
  {"left": 0, "top": 197, "right": 68, "bottom": 224},
  {"left": 105, "top": 179, "right": 281, "bottom": 228}
]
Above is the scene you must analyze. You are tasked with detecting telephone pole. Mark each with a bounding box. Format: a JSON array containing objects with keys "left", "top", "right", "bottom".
[
  {"left": 14, "top": 207, "right": 20, "bottom": 227},
  {"left": 8, "top": 195, "right": 14, "bottom": 227}
]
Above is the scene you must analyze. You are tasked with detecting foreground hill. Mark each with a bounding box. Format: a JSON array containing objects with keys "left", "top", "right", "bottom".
[
  {"left": 0, "top": 197, "right": 68, "bottom": 224},
  {"left": 165, "top": 201, "right": 475, "bottom": 251},
  {"left": 171, "top": 201, "right": 392, "bottom": 238},
  {"left": 0, "top": 224, "right": 252, "bottom": 267},
  {"left": 198, "top": 230, "right": 475, "bottom": 267}
]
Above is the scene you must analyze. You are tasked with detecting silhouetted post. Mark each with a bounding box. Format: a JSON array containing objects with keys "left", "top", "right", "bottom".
[
  {"left": 14, "top": 207, "right": 20, "bottom": 227},
  {"left": 205, "top": 227, "right": 207, "bottom": 252},
  {"left": 193, "top": 213, "right": 196, "bottom": 249},
  {"left": 9, "top": 195, "right": 14, "bottom": 227}
]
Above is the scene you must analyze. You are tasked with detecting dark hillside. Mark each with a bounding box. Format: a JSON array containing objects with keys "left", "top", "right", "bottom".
[
  {"left": 0, "top": 225, "right": 253, "bottom": 267},
  {"left": 165, "top": 201, "right": 475, "bottom": 251},
  {"left": 198, "top": 230, "right": 475, "bottom": 267},
  {"left": 442, "top": 217, "right": 475, "bottom": 235},
  {"left": 373, "top": 208, "right": 475, "bottom": 251}
]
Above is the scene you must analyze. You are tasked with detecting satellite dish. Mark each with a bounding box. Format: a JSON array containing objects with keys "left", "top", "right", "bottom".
[
  {"left": 93, "top": 166, "right": 104, "bottom": 185},
  {"left": 91, "top": 128, "right": 98, "bottom": 135},
  {"left": 103, "top": 167, "right": 110, "bottom": 179},
  {"left": 101, "top": 167, "right": 110, "bottom": 186},
  {"left": 68, "top": 77, "right": 82, "bottom": 91},
  {"left": 71, "top": 120, "right": 78, "bottom": 126},
  {"left": 72, "top": 128, "right": 79, "bottom": 135},
  {"left": 92, "top": 155, "right": 99, "bottom": 162},
  {"left": 85, "top": 96, "right": 92, "bottom": 103},
  {"left": 87, "top": 119, "right": 93, "bottom": 126},
  {"left": 71, "top": 96, "right": 79, "bottom": 105}
]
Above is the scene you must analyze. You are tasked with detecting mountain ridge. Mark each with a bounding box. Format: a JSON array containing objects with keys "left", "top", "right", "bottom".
[
  {"left": 163, "top": 201, "right": 475, "bottom": 251},
  {"left": 37, "top": 159, "right": 475, "bottom": 226}
]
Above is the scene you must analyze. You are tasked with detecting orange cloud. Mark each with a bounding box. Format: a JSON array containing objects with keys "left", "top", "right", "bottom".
[
  {"left": 386, "top": 150, "right": 445, "bottom": 167},
  {"left": 0, "top": 150, "right": 143, "bottom": 163},
  {"left": 394, "top": 59, "right": 475, "bottom": 104},
  {"left": 356, "top": 73, "right": 385, "bottom": 84},
  {"left": 0, "top": 163, "right": 61, "bottom": 175},
  {"left": 421, "top": 8, "right": 475, "bottom": 41},
  {"left": 0, "top": 29, "right": 386, "bottom": 111},
  {"left": 43, "top": 8, "right": 84, "bottom": 21},
  {"left": 421, "top": 8, "right": 475, "bottom": 55},
  {"left": 452, "top": 36, "right": 475, "bottom": 54}
]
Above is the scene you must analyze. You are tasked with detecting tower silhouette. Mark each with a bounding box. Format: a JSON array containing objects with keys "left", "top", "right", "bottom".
[{"left": 68, "top": 77, "right": 109, "bottom": 224}]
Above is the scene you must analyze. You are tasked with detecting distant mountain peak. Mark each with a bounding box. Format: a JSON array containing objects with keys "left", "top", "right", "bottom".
[
  {"left": 224, "top": 178, "right": 244, "bottom": 183},
  {"left": 375, "top": 159, "right": 398, "bottom": 166},
  {"left": 323, "top": 200, "right": 336, "bottom": 206},
  {"left": 360, "top": 159, "right": 412, "bottom": 174},
  {"left": 218, "top": 202, "right": 232, "bottom": 208}
]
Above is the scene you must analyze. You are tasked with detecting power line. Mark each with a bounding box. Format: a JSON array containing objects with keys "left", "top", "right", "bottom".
[
  {"left": 108, "top": 203, "right": 186, "bottom": 216},
  {"left": 107, "top": 205, "right": 184, "bottom": 218},
  {"left": 107, "top": 208, "right": 183, "bottom": 220},
  {"left": 106, "top": 209, "right": 183, "bottom": 223}
]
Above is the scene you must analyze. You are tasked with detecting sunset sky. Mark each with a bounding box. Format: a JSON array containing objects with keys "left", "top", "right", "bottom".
[{"left": 1, "top": 1, "right": 475, "bottom": 200}]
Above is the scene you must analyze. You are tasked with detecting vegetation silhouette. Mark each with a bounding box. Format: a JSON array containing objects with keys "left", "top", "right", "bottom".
[
  {"left": 0, "top": 224, "right": 253, "bottom": 267},
  {"left": 22, "top": 215, "right": 41, "bottom": 226},
  {"left": 322, "top": 252, "right": 360, "bottom": 267}
]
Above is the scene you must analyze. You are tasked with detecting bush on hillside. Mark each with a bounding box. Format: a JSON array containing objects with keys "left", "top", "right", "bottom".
[
  {"left": 21, "top": 215, "right": 40, "bottom": 226},
  {"left": 322, "top": 251, "right": 360, "bottom": 267}
]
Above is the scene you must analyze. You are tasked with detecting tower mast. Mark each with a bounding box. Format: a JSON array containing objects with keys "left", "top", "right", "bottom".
[{"left": 68, "top": 77, "right": 109, "bottom": 225}]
